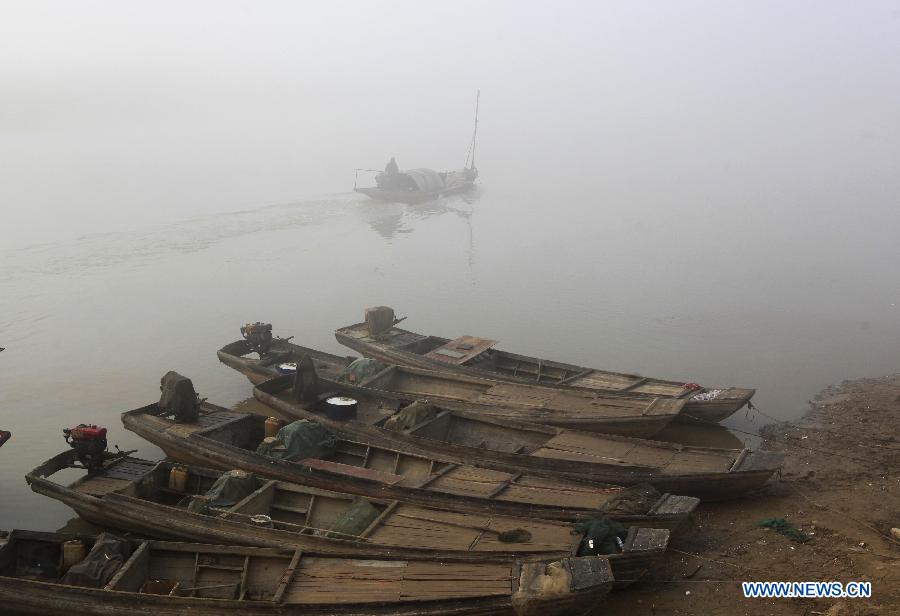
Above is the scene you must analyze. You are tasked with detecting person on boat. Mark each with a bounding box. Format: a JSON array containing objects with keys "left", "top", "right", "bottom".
[{"left": 385, "top": 157, "right": 399, "bottom": 176}]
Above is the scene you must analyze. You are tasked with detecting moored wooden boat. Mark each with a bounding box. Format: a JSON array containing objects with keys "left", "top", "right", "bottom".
[
  {"left": 220, "top": 331, "right": 682, "bottom": 437},
  {"left": 217, "top": 337, "right": 352, "bottom": 385},
  {"left": 0, "top": 529, "right": 614, "bottom": 615},
  {"left": 335, "top": 313, "right": 755, "bottom": 424},
  {"left": 327, "top": 362, "right": 684, "bottom": 437},
  {"left": 253, "top": 373, "right": 783, "bottom": 500},
  {"left": 122, "top": 402, "right": 699, "bottom": 528},
  {"left": 25, "top": 452, "right": 668, "bottom": 586}
]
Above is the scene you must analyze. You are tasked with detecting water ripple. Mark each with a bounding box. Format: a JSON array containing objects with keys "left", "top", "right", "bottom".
[{"left": 0, "top": 193, "right": 365, "bottom": 279}]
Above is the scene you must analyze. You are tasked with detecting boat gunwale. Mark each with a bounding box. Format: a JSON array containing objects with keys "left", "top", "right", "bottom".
[
  {"left": 253, "top": 374, "right": 779, "bottom": 500},
  {"left": 122, "top": 402, "right": 698, "bottom": 526},
  {"left": 347, "top": 363, "right": 685, "bottom": 426},
  {"left": 2, "top": 530, "right": 614, "bottom": 615},
  {"left": 334, "top": 323, "right": 755, "bottom": 415},
  {"left": 26, "top": 449, "right": 584, "bottom": 563}
]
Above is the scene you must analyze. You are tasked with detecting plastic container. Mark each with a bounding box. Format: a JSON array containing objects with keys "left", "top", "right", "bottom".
[
  {"left": 168, "top": 466, "right": 189, "bottom": 492},
  {"left": 62, "top": 540, "right": 86, "bottom": 570},
  {"left": 265, "top": 417, "right": 282, "bottom": 438}
]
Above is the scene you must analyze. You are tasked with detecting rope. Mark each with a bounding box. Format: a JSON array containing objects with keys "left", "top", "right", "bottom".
[
  {"left": 784, "top": 482, "right": 900, "bottom": 550},
  {"left": 680, "top": 410, "right": 890, "bottom": 468},
  {"left": 668, "top": 548, "right": 758, "bottom": 573},
  {"left": 748, "top": 401, "right": 900, "bottom": 450},
  {"left": 746, "top": 401, "right": 782, "bottom": 424}
]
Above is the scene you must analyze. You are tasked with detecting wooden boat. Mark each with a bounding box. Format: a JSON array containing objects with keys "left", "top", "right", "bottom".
[
  {"left": 0, "top": 529, "right": 614, "bottom": 615},
  {"left": 253, "top": 373, "right": 783, "bottom": 500},
  {"left": 26, "top": 452, "right": 668, "bottom": 587},
  {"left": 321, "top": 362, "right": 684, "bottom": 437},
  {"left": 355, "top": 168, "right": 478, "bottom": 204},
  {"left": 335, "top": 315, "right": 756, "bottom": 425},
  {"left": 217, "top": 337, "right": 352, "bottom": 385},
  {"left": 216, "top": 341, "right": 776, "bottom": 497},
  {"left": 354, "top": 93, "right": 480, "bottom": 205},
  {"left": 220, "top": 330, "right": 682, "bottom": 437},
  {"left": 122, "top": 402, "right": 699, "bottom": 528}
]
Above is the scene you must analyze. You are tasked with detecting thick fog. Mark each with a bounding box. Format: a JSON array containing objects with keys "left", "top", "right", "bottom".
[
  {"left": 3, "top": 1, "right": 898, "bottom": 248},
  {"left": 2, "top": 1, "right": 900, "bottom": 531}
]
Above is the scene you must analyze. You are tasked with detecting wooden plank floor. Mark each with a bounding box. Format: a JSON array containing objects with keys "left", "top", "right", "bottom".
[
  {"left": 73, "top": 457, "right": 156, "bottom": 495},
  {"left": 534, "top": 432, "right": 735, "bottom": 472},
  {"left": 567, "top": 371, "right": 686, "bottom": 397},
  {"left": 285, "top": 558, "right": 511, "bottom": 603},
  {"left": 426, "top": 467, "right": 616, "bottom": 509},
  {"left": 367, "top": 504, "right": 580, "bottom": 553}
]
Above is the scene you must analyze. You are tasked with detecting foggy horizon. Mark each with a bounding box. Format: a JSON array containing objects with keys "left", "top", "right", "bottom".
[{"left": 3, "top": 1, "right": 899, "bottom": 251}]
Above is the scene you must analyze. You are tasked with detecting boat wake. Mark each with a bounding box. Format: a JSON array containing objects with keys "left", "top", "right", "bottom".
[{"left": 0, "top": 194, "right": 370, "bottom": 280}]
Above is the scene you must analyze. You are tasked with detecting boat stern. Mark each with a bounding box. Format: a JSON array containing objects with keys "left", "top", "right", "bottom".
[
  {"left": 733, "top": 449, "right": 785, "bottom": 473},
  {"left": 512, "top": 555, "right": 614, "bottom": 616}
]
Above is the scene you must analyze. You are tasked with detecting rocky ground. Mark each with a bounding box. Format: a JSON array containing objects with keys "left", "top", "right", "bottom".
[{"left": 605, "top": 374, "right": 900, "bottom": 615}]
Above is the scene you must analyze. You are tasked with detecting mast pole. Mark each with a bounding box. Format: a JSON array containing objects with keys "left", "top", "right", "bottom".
[{"left": 469, "top": 90, "right": 480, "bottom": 170}]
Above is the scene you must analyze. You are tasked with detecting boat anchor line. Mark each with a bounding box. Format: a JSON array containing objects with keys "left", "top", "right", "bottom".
[
  {"left": 743, "top": 401, "right": 783, "bottom": 425},
  {"left": 785, "top": 482, "right": 900, "bottom": 549},
  {"left": 681, "top": 405, "right": 893, "bottom": 469},
  {"left": 746, "top": 400, "right": 900, "bottom": 451}
]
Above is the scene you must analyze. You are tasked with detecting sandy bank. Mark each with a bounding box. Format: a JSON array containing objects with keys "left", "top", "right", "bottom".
[{"left": 606, "top": 374, "right": 900, "bottom": 615}]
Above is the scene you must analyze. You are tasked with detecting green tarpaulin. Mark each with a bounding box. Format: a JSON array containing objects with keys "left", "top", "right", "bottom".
[
  {"left": 384, "top": 399, "right": 438, "bottom": 431},
  {"left": 256, "top": 420, "right": 336, "bottom": 461},
  {"left": 573, "top": 518, "right": 627, "bottom": 555},
  {"left": 205, "top": 470, "right": 259, "bottom": 508},
  {"left": 327, "top": 497, "right": 381, "bottom": 538},
  {"left": 337, "top": 358, "right": 387, "bottom": 384}
]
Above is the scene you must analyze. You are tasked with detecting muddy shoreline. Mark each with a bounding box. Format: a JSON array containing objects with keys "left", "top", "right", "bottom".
[{"left": 606, "top": 374, "right": 900, "bottom": 615}]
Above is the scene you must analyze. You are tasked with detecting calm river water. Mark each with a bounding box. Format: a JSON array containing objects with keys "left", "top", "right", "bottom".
[{"left": 2, "top": 185, "right": 899, "bottom": 531}]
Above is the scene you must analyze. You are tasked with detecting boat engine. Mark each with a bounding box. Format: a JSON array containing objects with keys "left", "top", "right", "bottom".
[
  {"left": 63, "top": 424, "right": 108, "bottom": 470},
  {"left": 241, "top": 322, "right": 273, "bottom": 356}
]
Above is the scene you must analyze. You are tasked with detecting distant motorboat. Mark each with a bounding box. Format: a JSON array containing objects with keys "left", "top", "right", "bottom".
[
  {"left": 355, "top": 91, "right": 480, "bottom": 204},
  {"left": 355, "top": 166, "right": 478, "bottom": 204}
]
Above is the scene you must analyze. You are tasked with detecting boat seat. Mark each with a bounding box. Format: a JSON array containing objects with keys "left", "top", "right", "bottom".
[{"left": 104, "top": 542, "right": 150, "bottom": 592}]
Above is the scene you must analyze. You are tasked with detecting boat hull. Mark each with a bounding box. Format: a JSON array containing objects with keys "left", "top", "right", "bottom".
[
  {"left": 335, "top": 324, "right": 754, "bottom": 425},
  {"left": 338, "top": 364, "right": 683, "bottom": 438},
  {"left": 355, "top": 183, "right": 475, "bottom": 205},
  {"left": 1, "top": 531, "right": 613, "bottom": 616},
  {"left": 25, "top": 453, "right": 576, "bottom": 563},
  {"left": 257, "top": 377, "right": 781, "bottom": 500},
  {"left": 122, "top": 404, "right": 699, "bottom": 529},
  {"left": 217, "top": 339, "right": 352, "bottom": 385},
  {"left": 216, "top": 340, "right": 778, "bottom": 499}
]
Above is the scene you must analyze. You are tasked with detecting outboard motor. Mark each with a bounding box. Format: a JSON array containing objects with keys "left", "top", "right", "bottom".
[
  {"left": 63, "top": 424, "right": 108, "bottom": 470},
  {"left": 364, "top": 307, "right": 406, "bottom": 338},
  {"left": 241, "top": 322, "right": 273, "bottom": 356}
]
